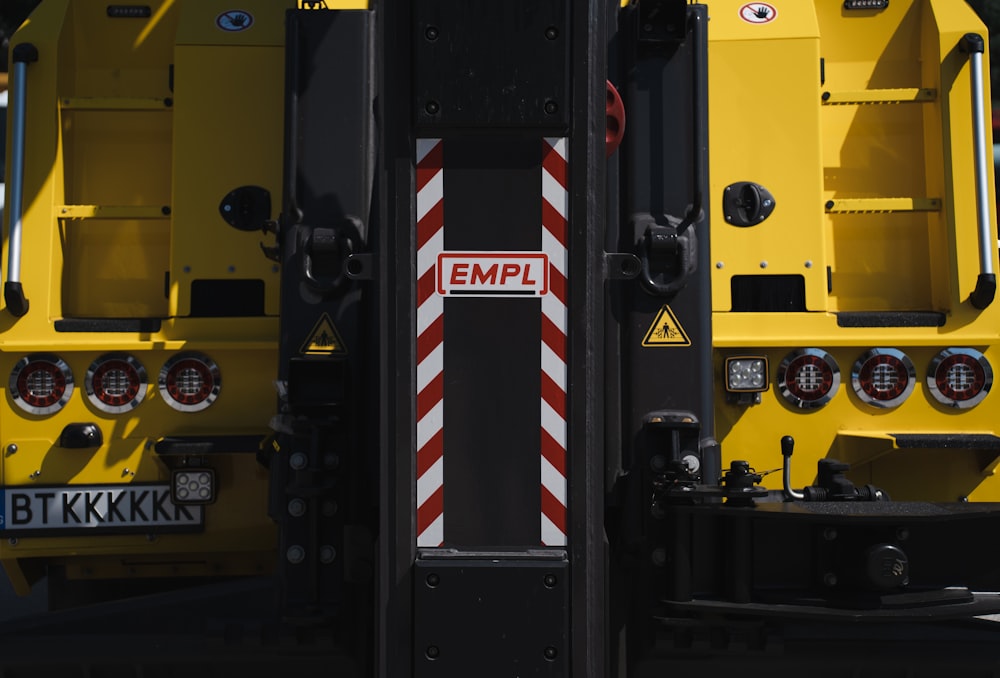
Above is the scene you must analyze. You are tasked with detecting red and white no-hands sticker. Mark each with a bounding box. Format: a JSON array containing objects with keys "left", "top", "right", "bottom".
[
  {"left": 437, "top": 252, "right": 549, "bottom": 297},
  {"left": 739, "top": 3, "right": 777, "bottom": 24}
]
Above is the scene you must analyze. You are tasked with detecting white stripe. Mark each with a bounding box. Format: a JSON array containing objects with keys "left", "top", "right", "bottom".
[
  {"left": 541, "top": 295, "right": 567, "bottom": 333},
  {"left": 540, "top": 342, "right": 566, "bottom": 390},
  {"left": 416, "top": 138, "right": 440, "bottom": 165},
  {"left": 417, "top": 294, "right": 443, "bottom": 336},
  {"left": 541, "top": 513, "right": 566, "bottom": 547},
  {"left": 541, "top": 173, "right": 568, "bottom": 221},
  {"left": 416, "top": 399, "right": 444, "bottom": 450},
  {"left": 540, "top": 455, "right": 567, "bottom": 506},
  {"left": 417, "top": 227, "right": 445, "bottom": 278},
  {"left": 417, "top": 455, "right": 444, "bottom": 506},
  {"left": 541, "top": 230, "right": 567, "bottom": 278},
  {"left": 418, "top": 513, "right": 444, "bottom": 547},
  {"left": 544, "top": 136, "right": 568, "bottom": 162},
  {"left": 540, "top": 400, "right": 567, "bottom": 450},
  {"left": 416, "top": 175, "right": 444, "bottom": 223},
  {"left": 417, "top": 342, "right": 444, "bottom": 393}
]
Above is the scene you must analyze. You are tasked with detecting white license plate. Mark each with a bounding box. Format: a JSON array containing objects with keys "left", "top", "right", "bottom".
[{"left": 0, "top": 484, "right": 204, "bottom": 533}]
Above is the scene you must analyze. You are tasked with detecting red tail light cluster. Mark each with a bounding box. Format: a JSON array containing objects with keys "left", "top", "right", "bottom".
[
  {"left": 158, "top": 353, "right": 221, "bottom": 412},
  {"left": 927, "top": 348, "right": 992, "bottom": 409},
  {"left": 851, "top": 348, "right": 915, "bottom": 409},
  {"left": 762, "top": 347, "right": 993, "bottom": 411},
  {"left": 777, "top": 349, "right": 840, "bottom": 409},
  {"left": 85, "top": 353, "right": 148, "bottom": 413},
  {"left": 9, "top": 354, "right": 74, "bottom": 415},
  {"left": 9, "top": 352, "right": 222, "bottom": 415}
]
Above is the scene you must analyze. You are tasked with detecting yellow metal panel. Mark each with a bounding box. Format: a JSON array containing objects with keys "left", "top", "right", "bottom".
[
  {"left": 708, "top": 1, "right": 826, "bottom": 312},
  {"left": 170, "top": 41, "right": 284, "bottom": 317}
]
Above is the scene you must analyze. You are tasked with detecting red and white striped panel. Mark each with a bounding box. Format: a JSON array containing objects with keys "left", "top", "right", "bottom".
[
  {"left": 540, "top": 137, "right": 568, "bottom": 546},
  {"left": 416, "top": 138, "right": 445, "bottom": 547}
]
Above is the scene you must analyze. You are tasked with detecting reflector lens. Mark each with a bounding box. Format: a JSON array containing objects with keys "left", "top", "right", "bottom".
[
  {"left": 778, "top": 349, "right": 840, "bottom": 409},
  {"left": 158, "top": 353, "right": 220, "bottom": 412},
  {"left": 927, "top": 348, "right": 992, "bottom": 408},
  {"left": 726, "top": 356, "right": 768, "bottom": 392},
  {"left": 851, "top": 348, "right": 915, "bottom": 408},
  {"left": 9, "top": 354, "right": 74, "bottom": 415},
  {"left": 86, "top": 353, "right": 147, "bottom": 413}
]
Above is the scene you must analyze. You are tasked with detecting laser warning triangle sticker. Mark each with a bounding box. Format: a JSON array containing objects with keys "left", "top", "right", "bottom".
[
  {"left": 300, "top": 313, "right": 348, "bottom": 356},
  {"left": 642, "top": 305, "right": 691, "bottom": 347}
]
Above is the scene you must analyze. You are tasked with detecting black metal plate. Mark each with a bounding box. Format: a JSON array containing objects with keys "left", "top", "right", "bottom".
[
  {"left": 414, "top": 556, "right": 569, "bottom": 677},
  {"left": 413, "top": 0, "right": 569, "bottom": 129}
]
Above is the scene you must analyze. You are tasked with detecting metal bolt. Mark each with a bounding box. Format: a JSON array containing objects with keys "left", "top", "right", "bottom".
[
  {"left": 716, "top": 261, "right": 724, "bottom": 269},
  {"left": 29, "top": 470, "right": 40, "bottom": 479},
  {"left": 896, "top": 527, "right": 909, "bottom": 541},
  {"left": 543, "top": 573, "right": 557, "bottom": 588},
  {"left": 959, "top": 495, "right": 969, "bottom": 503},
  {"left": 288, "top": 498, "right": 307, "bottom": 517},
  {"left": 544, "top": 26, "right": 559, "bottom": 40},
  {"left": 7, "top": 538, "right": 17, "bottom": 546},
  {"left": 823, "top": 527, "right": 837, "bottom": 541},
  {"left": 425, "top": 100, "right": 440, "bottom": 115},
  {"left": 544, "top": 100, "right": 559, "bottom": 115},
  {"left": 289, "top": 452, "right": 308, "bottom": 470},
  {"left": 424, "top": 25, "right": 439, "bottom": 41},
  {"left": 544, "top": 646, "right": 558, "bottom": 661},
  {"left": 286, "top": 545, "right": 306, "bottom": 564},
  {"left": 805, "top": 260, "right": 813, "bottom": 268},
  {"left": 426, "top": 573, "right": 440, "bottom": 588},
  {"left": 227, "top": 265, "right": 235, "bottom": 273},
  {"left": 426, "top": 646, "right": 440, "bottom": 660},
  {"left": 324, "top": 453, "right": 339, "bottom": 469},
  {"left": 319, "top": 545, "right": 336, "bottom": 564},
  {"left": 823, "top": 572, "right": 838, "bottom": 587},
  {"left": 322, "top": 500, "right": 338, "bottom": 517},
  {"left": 651, "top": 547, "right": 667, "bottom": 567},
  {"left": 145, "top": 534, "right": 157, "bottom": 543},
  {"left": 760, "top": 261, "right": 768, "bottom": 269},
  {"left": 223, "top": 204, "right": 232, "bottom": 212},
  {"left": 183, "top": 265, "right": 191, "bottom": 273},
  {"left": 5, "top": 444, "right": 16, "bottom": 456}
]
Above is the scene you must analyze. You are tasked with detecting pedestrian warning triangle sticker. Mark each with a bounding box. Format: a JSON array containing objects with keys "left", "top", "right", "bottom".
[
  {"left": 300, "top": 313, "right": 348, "bottom": 356},
  {"left": 642, "top": 305, "right": 691, "bottom": 347}
]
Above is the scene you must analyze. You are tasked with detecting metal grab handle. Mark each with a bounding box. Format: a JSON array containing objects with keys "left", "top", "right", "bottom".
[
  {"left": 961, "top": 33, "right": 996, "bottom": 310},
  {"left": 4, "top": 43, "right": 38, "bottom": 317}
]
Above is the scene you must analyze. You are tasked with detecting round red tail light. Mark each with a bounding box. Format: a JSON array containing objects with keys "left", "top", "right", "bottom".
[
  {"left": 778, "top": 349, "right": 840, "bottom": 409},
  {"left": 851, "top": 348, "right": 916, "bottom": 408},
  {"left": 159, "top": 353, "right": 220, "bottom": 412},
  {"left": 9, "top": 354, "right": 74, "bottom": 415},
  {"left": 927, "top": 348, "right": 992, "bottom": 409},
  {"left": 86, "top": 353, "right": 147, "bottom": 413}
]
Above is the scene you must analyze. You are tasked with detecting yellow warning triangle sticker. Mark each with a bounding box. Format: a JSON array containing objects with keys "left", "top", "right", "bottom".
[
  {"left": 300, "top": 313, "right": 348, "bottom": 356},
  {"left": 641, "top": 305, "right": 691, "bottom": 347}
]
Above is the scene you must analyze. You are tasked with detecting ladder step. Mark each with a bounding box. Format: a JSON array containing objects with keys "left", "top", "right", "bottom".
[
  {"left": 821, "top": 88, "right": 936, "bottom": 104},
  {"left": 825, "top": 197, "right": 941, "bottom": 213}
]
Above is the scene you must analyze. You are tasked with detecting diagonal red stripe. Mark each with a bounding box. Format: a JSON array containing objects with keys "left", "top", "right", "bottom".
[
  {"left": 417, "top": 267, "right": 437, "bottom": 306},
  {"left": 417, "top": 485, "right": 444, "bottom": 534},
  {"left": 417, "top": 200, "right": 444, "bottom": 250},
  {"left": 416, "top": 142, "right": 443, "bottom": 192},
  {"left": 541, "top": 200, "right": 568, "bottom": 249},
  {"left": 547, "top": 266, "right": 566, "bottom": 307},
  {"left": 417, "top": 372, "right": 444, "bottom": 421},
  {"left": 540, "top": 427, "right": 566, "bottom": 476},
  {"left": 417, "top": 428, "right": 443, "bottom": 477},
  {"left": 542, "top": 141, "right": 568, "bottom": 190},
  {"left": 541, "top": 371, "right": 567, "bottom": 420},
  {"left": 541, "top": 485, "right": 567, "bottom": 532},
  {"left": 417, "top": 314, "right": 444, "bottom": 363},
  {"left": 541, "top": 313, "right": 567, "bottom": 363}
]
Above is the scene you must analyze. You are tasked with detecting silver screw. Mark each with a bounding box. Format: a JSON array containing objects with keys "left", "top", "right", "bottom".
[
  {"left": 288, "top": 498, "right": 307, "bottom": 517},
  {"left": 289, "top": 453, "right": 308, "bottom": 470},
  {"left": 287, "top": 545, "right": 306, "bottom": 564},
  {"left": 319, "top": 545, "right": 337, "bottom": 564}
]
